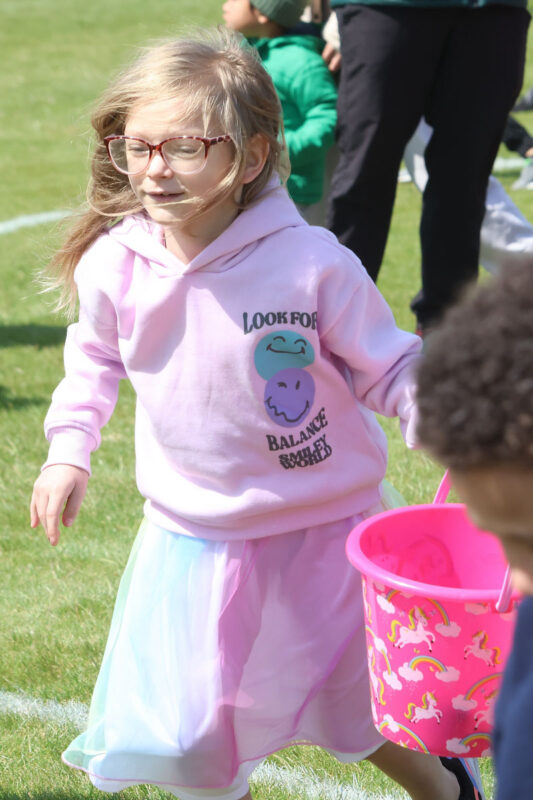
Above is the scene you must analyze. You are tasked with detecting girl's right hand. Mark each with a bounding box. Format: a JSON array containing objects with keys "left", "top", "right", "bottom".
[{"left": 30, "top": 465, "right": 89, "bottom": 546}]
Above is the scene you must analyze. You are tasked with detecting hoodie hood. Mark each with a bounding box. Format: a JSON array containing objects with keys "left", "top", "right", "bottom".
[{"left": 107, "top": 177, "right": 305, "bottom": 278}]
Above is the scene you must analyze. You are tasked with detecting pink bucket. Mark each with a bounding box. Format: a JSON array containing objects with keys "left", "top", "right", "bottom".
[{"left": 346, "top": 473, "right": 520, "bottom": 758}]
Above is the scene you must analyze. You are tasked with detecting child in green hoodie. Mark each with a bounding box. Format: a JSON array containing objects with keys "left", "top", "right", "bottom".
[{"left": 223, "top": 0, "right": 337, "bottom": 225}]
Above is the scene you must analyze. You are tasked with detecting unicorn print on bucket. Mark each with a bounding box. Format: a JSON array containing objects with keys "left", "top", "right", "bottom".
[
  {"left": 464, "top": 631, "right": 502, "bottom": 667},
  {"left": 388, "top": 607, "right": 436, "bottom": 652},
  {"left": 405, "top": 692, "right": 443, "bottom": 725}
]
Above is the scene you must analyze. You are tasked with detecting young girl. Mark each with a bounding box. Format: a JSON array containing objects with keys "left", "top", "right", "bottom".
[{"left": 30, "top": 29, "right": 481, "bottom": 800}]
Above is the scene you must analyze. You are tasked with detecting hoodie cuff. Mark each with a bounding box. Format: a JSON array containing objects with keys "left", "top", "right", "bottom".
[
  {"left": 42, "top": 428, "right": 93, "bottom": 475},
  {"left": 400, "top": 403, "right": 420, "bottom": 450},
  {"left": 397, "top": 383, "right": 420, "bottom": 450}
]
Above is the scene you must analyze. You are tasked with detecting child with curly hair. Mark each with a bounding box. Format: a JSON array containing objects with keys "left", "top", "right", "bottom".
[{"left": 416, "top": 263, "right": 533, "bottom": 800}]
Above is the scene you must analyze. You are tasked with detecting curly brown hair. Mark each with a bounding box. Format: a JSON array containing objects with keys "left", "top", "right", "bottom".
[{"left": 416, "top": 263, "right": 533, "bottom": 470}]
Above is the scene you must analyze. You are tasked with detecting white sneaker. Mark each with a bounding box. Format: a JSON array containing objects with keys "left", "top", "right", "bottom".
[{"left": 513, "top": 159, "right": 533, "bottom": 190}]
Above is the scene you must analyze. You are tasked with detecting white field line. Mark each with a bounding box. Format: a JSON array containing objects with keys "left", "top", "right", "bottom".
[
  {"left": 0, "top": 689, "right": 88, "bottom": 729},
  {"left": 251, "top": 762, "right": 403, "bottom": 800},
  {"left": 0, "top": 209, "right": 71, "bottom": 235},
  {"left": 0, "top": 689, "right": 407, "bottom": 800}
]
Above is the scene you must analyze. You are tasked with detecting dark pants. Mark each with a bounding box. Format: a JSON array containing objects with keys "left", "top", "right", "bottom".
[{"left": 327, "top": 4, "right": 530, "bottom": 327}]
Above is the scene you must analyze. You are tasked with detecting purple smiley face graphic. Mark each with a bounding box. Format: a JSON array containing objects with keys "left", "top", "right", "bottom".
[{"left": 264, "top": 368, "right": 315, "bottom": 428}]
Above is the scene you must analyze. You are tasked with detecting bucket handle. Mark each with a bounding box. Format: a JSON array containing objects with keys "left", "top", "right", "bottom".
[
  {"left": 495, "top": 566, "right": 513, "bottom": 614},
  {"left": 433, "top": 471, "right": 514, "bottom": 614},
  {"left": 432, "top": 470, "right": 452, "bottom": 504}
]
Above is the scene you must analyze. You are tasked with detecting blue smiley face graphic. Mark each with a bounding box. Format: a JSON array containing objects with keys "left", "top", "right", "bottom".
[
  {"left": 264, "top": 368, "right": 315, "bottom": 428},
  {"left": 254, "top": 330, "right": 315, "bottom": 380}
]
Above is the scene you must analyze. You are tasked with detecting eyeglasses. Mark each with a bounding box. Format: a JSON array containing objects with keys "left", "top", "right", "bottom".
[{"left": 103, "top": 134, "right": 232, "bottom": 176}]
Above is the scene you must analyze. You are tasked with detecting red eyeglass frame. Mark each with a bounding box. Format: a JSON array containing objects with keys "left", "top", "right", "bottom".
[{"left": 103, "top": 134, "right": 233, "bottom": 175}]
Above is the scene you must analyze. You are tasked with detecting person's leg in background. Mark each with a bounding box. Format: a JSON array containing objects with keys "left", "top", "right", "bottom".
[
  {"left": 327, "top": 6, "right": 447, "bottom": 280},
  {"left": 403, "top": 119, "right": 533, "bottom": 275},
  {"left": 411, "top": 4, "right": 530, "bottom": 331}
]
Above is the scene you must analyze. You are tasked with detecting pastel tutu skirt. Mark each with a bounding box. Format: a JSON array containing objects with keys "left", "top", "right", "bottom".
[{"left": 63, "top": 513, "right": 386, "bottom": 796}]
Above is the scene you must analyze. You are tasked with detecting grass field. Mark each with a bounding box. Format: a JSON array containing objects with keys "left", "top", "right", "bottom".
[{"left": 2, "top": 2, "right": 533, "bottom": 798}]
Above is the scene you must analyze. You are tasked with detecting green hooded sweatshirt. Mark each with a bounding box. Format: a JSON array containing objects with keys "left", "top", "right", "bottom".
[{"left": 252, "top": 35, "right": 338, "bottom": 205}]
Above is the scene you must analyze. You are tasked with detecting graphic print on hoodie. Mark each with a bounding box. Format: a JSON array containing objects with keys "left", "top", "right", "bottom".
[
  {"left": 251, "top": 325, "right": 327, "bottom": 467},
  {"left": 256, "top": 329, "right": 315, "bottom": 423}
]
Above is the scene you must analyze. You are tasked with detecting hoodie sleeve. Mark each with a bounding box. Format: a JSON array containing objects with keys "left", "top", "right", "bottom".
[
  {"left": 282, "top": 55, "right": 337, "bottom": 168},
  {"left": 43, "top": 243, "right": 128, "bottom": 473},
  {"left": 317, "top": 245, "right": 422, "bottom": 445}
]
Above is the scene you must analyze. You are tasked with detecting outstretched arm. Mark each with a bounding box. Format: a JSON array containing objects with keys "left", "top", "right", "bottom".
[{"left": 30, "top": 464, "right": 89, "bottom": 546}]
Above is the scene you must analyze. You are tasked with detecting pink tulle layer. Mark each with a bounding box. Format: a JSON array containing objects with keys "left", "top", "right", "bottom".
[{"left": 63, "top": 516, "right": 384, "bottom": 794}]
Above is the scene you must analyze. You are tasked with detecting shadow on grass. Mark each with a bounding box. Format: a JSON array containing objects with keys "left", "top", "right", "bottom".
[
  {"left": 0, "top": 325, "right": 66, "bottom": 349},
  {"left": 0, "top": 385, "right": 48, "bottom": 410}
]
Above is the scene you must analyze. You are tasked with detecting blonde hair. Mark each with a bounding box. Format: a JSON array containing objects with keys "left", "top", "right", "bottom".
[{"left": 48, "top": 28, "right": 283, "bottom": 314}]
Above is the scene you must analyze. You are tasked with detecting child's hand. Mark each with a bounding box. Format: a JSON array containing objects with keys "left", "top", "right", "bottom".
[
  {"left": 322, "top": 43, "right": 341, "bottom": 73},
  {"left": 30, "top": 465, "right": 89, "bottom": 546}
]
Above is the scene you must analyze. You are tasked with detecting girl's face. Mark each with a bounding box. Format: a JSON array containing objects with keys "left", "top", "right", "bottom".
[{"left": 124, "top": 98, "right": 238, "bottom": 249}]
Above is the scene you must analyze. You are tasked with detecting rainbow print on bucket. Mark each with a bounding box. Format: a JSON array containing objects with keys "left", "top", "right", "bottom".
[{"left": 346, "top": 473, "right": 519, "bottom": 757}]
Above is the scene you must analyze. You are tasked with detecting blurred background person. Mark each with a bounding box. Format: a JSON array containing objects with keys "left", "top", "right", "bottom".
[{"left": 326, "top": 0, "right": 530, "bottom": 335}]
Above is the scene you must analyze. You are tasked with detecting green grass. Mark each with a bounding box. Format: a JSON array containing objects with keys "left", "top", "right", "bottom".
[{"left": 2, "top": 2, "right": 533, "bottom": 798}]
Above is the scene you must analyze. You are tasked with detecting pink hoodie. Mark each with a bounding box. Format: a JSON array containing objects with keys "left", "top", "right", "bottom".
[{"left": 44, "top": 182, "right": 421, "bottom": 540}]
